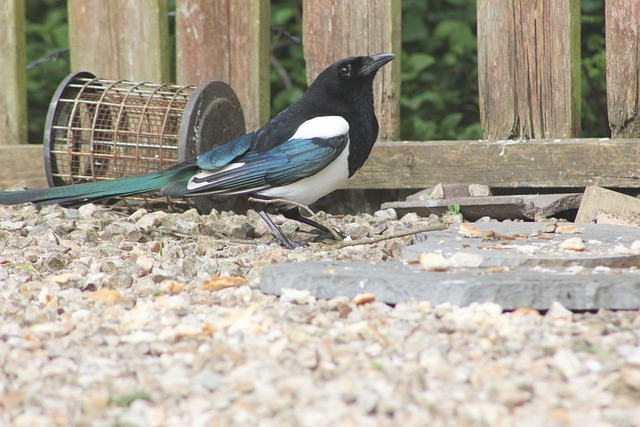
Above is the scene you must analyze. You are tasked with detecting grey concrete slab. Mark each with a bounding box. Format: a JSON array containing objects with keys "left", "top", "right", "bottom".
[
  {"left": 382, "top": 193, "right": 582, "bottom": 221},
  {"left": 402, "top": 222, "right": 640, "bottom": 268},
  {"left": 258, "top": 260, "right": 640, "bottom": 310},
  {"left": 258, "top": 222, "right": 640, "bottom": 310}
]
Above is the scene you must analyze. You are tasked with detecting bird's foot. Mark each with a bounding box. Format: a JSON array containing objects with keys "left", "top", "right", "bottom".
[
  {"left": 312, "top": 229, "right": 346, "bottom": 243},
  {"left": 275, "top": 234, "right": 308, "bottom": 249}
]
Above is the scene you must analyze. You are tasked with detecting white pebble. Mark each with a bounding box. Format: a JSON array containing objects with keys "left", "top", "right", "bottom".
[
  {"left": 419, "top": 252, "right": 452, "bottom": 271},
  {"left": 280, "top": 288, "right": 316, "bottom": 305}
]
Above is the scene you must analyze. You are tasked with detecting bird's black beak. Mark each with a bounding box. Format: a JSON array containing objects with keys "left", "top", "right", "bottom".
[{"left": 361, "top": 53, "right": 395, "bottom": 76}]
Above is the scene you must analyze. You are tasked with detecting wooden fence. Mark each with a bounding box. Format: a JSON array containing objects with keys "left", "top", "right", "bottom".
[{"left": 1, "top": 0, "right": 639, "bottom": 193}]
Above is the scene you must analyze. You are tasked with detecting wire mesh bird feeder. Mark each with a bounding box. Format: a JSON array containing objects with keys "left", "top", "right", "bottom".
[{"left": 44, "top": 71, "right": 245, "bottom": 213}]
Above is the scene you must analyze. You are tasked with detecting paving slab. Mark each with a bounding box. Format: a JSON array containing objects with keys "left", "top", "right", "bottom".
[
  {"left": 258, "top": 260, "right": 640, "bottom": 310},
  {"left": 258, "top": 222, "right": 640, "bottom": 310},
  {"left": 382, "top": 193, "right": 582, "bottom": 221},
  {"left": 402, "top": 222, "right": 640, "bottom": 268},
  {"left": 576, "top": 186, "right": 640, "bottom": 225}
]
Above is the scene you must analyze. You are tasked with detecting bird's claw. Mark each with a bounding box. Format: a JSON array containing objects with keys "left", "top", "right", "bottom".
[
  {"left": 312, "top": 229, "right": 346, "bottom": 243},
  {"left": 277, "top": 236, "right": 309, "bottom": 249}
]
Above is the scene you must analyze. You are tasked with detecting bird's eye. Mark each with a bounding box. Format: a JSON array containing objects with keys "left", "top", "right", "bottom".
[{"left": 339, "top": 65, "right": 351, "bottom": 77}]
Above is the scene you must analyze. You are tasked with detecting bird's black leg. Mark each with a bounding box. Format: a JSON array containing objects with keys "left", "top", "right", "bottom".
[
  {"left": 250, "top": 201, "right": 305, "bottom": 249},
  {"left": 281, "top": 208, "right": 345, "bottom": 242}
]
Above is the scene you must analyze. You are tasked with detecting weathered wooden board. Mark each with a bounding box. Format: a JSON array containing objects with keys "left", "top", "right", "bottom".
[
  {"left": 606, "top": 0, "right": 640, "bottom": 137},
  {"left": 6, "top": 139, "right": 640, "bottom": 192},
  {"left": 346, "top": 138, "right": 640, "bottom": 189},
  {"left": 68, "top": 0, "right": 169, "bottom": 82},
  {"left": 0, "top": 0, "right": 27, "bottom": 146},
  {"left": 302, "top": 0, "right": 401, "bottom": 141},
  {"left": 477, "top": 0, "right": 581, "bottom": 140},
  {"left": 0, "top": 146, "right": 47, "bottom": 189},
  {"left": 176, "top": 0, "right": 270, "bottom": 132}
]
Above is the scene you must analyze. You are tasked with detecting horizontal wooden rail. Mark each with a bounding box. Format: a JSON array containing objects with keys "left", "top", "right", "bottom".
[
  {"left": 346, "top": 139, "right": 640, "bottom": 189},
  {"left": 3, "top": 139, "right": 640, "bottom": 192},
  {"left": 0, "top": 145, "right": 47, "bottom": 189}
]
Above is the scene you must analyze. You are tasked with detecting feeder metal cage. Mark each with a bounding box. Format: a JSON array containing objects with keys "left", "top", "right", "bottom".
[{"left": 44, "top": 71, "right": 245, "bottom": 212}]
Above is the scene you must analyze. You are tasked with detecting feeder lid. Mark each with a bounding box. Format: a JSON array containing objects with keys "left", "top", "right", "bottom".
[{"left": 179, "top": 80, "right": 246, "bottom": 213}]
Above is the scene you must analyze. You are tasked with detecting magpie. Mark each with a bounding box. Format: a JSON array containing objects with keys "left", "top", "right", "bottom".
[{"left": 0, "top": 53, "right": 395, "bottom": 248}]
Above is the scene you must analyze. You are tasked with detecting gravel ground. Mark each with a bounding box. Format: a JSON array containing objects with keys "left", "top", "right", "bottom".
[{"left": 1, "top": 202, "right": 640, "bottom": 426}]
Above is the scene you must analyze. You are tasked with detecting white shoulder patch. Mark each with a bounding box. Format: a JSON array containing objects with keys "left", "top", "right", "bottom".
[{"left": 290, "top": 116, "right": 349, "bottom": 140}]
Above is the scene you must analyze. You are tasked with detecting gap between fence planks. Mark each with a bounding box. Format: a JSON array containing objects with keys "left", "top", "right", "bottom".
[
  {"left": 67, "top": 0, "right": 170, "bottom": 82},
  {"left": 176, "top": 0, "right": 270, "bottom": 132},
  {"left": 477, "top": 0, "right": 581, "bottom": 140},
  {"left": 302, "top": 0, "right": 401, "bottom": 141},
  {"left": 0, "top": 0, "right": 27, "bottom": 146},
  {"left": 6, "top": 139, "right": 640, "bottom": 191}
]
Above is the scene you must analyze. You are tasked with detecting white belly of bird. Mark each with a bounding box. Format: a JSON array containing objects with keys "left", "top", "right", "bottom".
[{"left": 257, "top": 145, "right": 350, "bottom": 206}]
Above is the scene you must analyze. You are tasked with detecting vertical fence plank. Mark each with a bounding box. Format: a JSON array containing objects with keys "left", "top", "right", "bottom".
[
  {"left": 606, "top": 0, "right": 640, "bottom": 138},
  {"left": 0, "top": 0, "right": 27, "bottom": 145},
  {"left": 68, "top": 0, "right": 169, "bottom": 82},
  {"left": 176, "top": 0, "right": 270, "bottom": 131},
  {"left": 302, "top": 0, "right": 401, "bottom": 141},
  {"left": 477, "top": 0, "right": 581, "bottom": 140}
]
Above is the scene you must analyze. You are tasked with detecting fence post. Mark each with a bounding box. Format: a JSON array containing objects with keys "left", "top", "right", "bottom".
[
  {"left": 606, "top": 0, "right": 640, "bottom": 138},
  {"left": 176, "top": 0, "right": 270, "bottom": 132},
  {"left": 68, "top": 0, "right": 169, "bottom": 82},
  {"left": 477, "top": 0, "right": 581, "bottom": 140},
  {"left": 0, "top": 0, "right": 27, "bottom": 145},
  {"left": 302, "top": 0, "right": 401, "bottom": 141}
]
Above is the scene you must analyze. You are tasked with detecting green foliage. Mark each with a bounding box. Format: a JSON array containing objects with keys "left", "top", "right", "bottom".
[
  {"left": 269, "top": 0, "right": 306, "bottom": 115},
  {"left": 580, "top": 0, "right": 608, "bottom": 137},
  {"left": 23, "top": 0, "right": 609, "bottom": 145},
  {"left": 400, "top": 0, "right": 482, "bottom": 141},
  {"left": 445, "top": 203, "right": 461, "bottom": 216},
  {"left": 25, "top": 0, "right": 70, "bottom": 144}
]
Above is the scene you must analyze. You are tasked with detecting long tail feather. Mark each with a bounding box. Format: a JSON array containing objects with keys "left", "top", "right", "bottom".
[{"left": 0, "top": 163, "right": 196, "bottom": 207}]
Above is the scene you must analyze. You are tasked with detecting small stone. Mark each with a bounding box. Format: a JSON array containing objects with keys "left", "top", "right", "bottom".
[
  {"left": 280, "top": 288, "right": 316, "bottom": 304},
  {"left": 135, "top": 211, "right": 167, "bottom": 230},
  {"left": 109, "top": 269, "right": 133, "bottom": 288},
  {"left": 46, "top": 254, "right": 68, "bottom": 271},
  {"left": 343, "top": 223, "right": 371, "bottom": 240},
  {"left": 296, "top": 347, "right": 318, "bottom": 368},
  {"left": 515, "top": 245, "right": 539, "bottom": 254},
  {"left": 545, "top": 301, "right": 573, "bottom": 320},
  {"left": 559, "top": 237, "right": 586, "bottom": 252},
  {"left": 468, "top": 184, "right": 491, "bottom": 197},
  {"left": 374, "top": 208, "right": 397, "bottom": 221},
  {"left": 91, "top": 288, "right": 124, "bottom": 304},
  {"left": 78, "top": 203, "right": 99, "bottom": 219},
  {"left": 553, "top": 348, "right": 583, "bottom": 378},
  {"left": 442, "top": 213, "right": 463, "bottom": 224},
  {"left": 424, "top": 183, "right": 443, "bottom": 199},
  {"left": 450, "top": 252, "right": 483, "bottom": 268},
  {"left": 353, "top": 293, "right": 376, "bottom": 305},
  {"left": 620, "top": 364, "right": 640, "bottom": 390},
  {"left": 497, "top": 382, "right": 532, "bottom": 408},
  {"left": 419, "top": 252, "right": 452, "bottom": 272},
  {"left": 400, "top": 212, "right": 419, "bottom": 223},
  {"left": 51, "top": 272, "right": 82, "bottom": 284},
  {"left": 129, "top": 208, "right": 148, "bottom": 222},
  {"left": 136, "top": 256, "right": 155, "bottom": 276}
]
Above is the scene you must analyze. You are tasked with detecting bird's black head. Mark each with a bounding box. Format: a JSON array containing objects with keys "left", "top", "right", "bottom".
[{"left": 305, "top": 53, "right": 395, "bottom": 103}]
